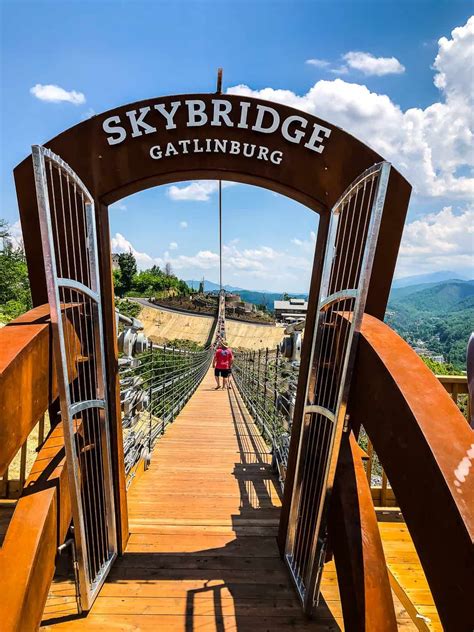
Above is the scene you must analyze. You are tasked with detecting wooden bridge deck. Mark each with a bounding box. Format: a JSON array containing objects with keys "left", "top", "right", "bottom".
[
  {"left": 41, "top": 369, "right": 343, "bottom": 631},
  {"left": 41, "top": 369, "right": 429, "bottom": 631}
]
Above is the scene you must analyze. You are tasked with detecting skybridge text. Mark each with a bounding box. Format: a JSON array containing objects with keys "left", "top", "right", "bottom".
[{"left": 102, "top": 98, "right": 332, "bottom": 155}]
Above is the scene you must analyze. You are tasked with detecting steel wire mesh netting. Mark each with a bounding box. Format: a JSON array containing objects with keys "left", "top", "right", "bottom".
[
  {"left": 119, "top": 344, "right": 213, "bottom": 481},
  {"left": 232, "top": 346, "right": 298, "bottom": 486}
]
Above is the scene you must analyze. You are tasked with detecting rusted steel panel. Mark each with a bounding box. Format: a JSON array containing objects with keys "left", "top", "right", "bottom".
[
  {"left": 329, "top": 432, "right": 397, "bottom": 631},
  {"left": 0, "top": 424, "right": 70, "bottom": 632},
  {"left": 349, "top": 314, "right": 474, "bottom": 632}
]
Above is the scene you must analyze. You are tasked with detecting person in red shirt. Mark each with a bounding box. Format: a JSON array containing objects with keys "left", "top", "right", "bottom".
[{"left": 213, "top": 340, "right": 234, "bottom": 390}]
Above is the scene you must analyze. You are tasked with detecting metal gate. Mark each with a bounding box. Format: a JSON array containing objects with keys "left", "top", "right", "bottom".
[
  {"left": 285, "top": 161, "right": 391, "bottom": 613},
  {"left": 32, "top": 145, "right": 117, "bottom": 610}
]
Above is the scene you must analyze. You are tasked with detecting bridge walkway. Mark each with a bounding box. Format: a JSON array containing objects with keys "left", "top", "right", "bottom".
[{"left": 41, "top": 368, "right": 343, "bottom": 631}]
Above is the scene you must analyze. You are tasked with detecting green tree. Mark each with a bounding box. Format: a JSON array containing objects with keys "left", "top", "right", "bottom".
[
  {"left": 0, "top": 219, "right": 32, "bottom": 322},
  {"left": 118, "top": 251, "right": 137, "bottom": 296}
]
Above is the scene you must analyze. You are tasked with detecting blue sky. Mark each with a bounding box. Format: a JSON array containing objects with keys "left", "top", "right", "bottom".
[{"left": 1, "top": 1, "right": 473, "bottom": 292}]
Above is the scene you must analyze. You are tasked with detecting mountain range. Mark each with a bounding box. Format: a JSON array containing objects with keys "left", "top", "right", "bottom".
[{"left": 187, "top": 272, "right": 473, "bottom": 369}]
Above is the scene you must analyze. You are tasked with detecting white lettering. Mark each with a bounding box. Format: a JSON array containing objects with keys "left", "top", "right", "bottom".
[
  {"left": 154, "top": 101, "right": 181, "bottom": 130},
  {"left": 243, "top": 143, "right": 256, "bottom": 158},
  {"left": 211, "top": 99, "right": 234, "bottom": 127},
  {"left": 282, "top": 115, "right": 307, "bottom": 144},
  {"left": 230, "top": 140, "right": 240, "bottom": 154},
  {"left": 270, "top": 150, "right": 283, "bottom": 164},
  {"left": 237, "top": 101, "right": 251, "bottom": 129},
  {"left": 253, "top": 105, "right": 280, "bottom": 134},
  {"left": 126, "top": 107, "right": 156, "bottom": 138},
  {"left": 103, "top": 116, "right": 127, "bottom": 145},
  {"left": 257, "top": 146, "right": 269, "bottom": 161},
  {"left": 193, "top": 139, "right": 204, "bottom": 153},
  {"left": 304, "top": 123, "right": 332, "bottom": 153},
  {"left": 186, "top": 100, "right": 207, "bottom": 127},
  {"left": 205, "top": 138, "right": 213, "bottom": 152},
  {"left": 178, "top": 139, "right": 191, "bottom": 153},
  {"left": 150, "top": 145, "right": 162, "bottom": 159},
  {"left": 214, "top": 139, "right": 228, "bottom": 153},
  {"left": 165, "top": 142, "right": 178, "bottom": 157}
]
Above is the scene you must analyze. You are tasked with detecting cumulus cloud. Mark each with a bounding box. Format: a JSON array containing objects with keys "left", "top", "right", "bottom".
[
  {"left": 5, "top": 221, "right": 24, "bottom": 250},
  {"left": 179, "top": 221, "right": 188, "bottom": 229},
  {"left": 305, "top": 58, "right": 330, "bottom": 68},
  {"left": 167, "top": 180, "right": 237, "bottom": 202},
  {"left": 228, "top": 16, "right": 474, "bottom": 200},
  {"left": 169, "top": 241, "right": 178, "bottom": 250},
  {"left": 396, "top": 205, "right": 474, "bottom": 277},
  {"left": 109, "top": 231, "right": 318, "bottom": 291},
  {"left": 110, "top": 202, "right": 127, "bottom": 211},
  {"left": 111, "top": 232, "right": 161, "bottom": 269},
  {"left": 30, "top": 83, "right": 86, "bottom": 105},
  {"left": 343, "top": 51, "right": 405, "bottom": 76}
]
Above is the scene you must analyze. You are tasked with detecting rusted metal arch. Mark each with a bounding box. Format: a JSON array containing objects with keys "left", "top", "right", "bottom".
[
  {"left": 14, "top": 92, "right": 412, "bottom": 554},
  {"left": 347, "top": 313, "right": 474, "bottom": 631}
]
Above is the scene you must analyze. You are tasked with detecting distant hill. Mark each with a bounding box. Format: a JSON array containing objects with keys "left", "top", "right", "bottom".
[
  {"left": 386, "top": 279, "right": 474, "bottom": 369},
  {"left": 186, "top": 280, "right": 244, "bottom": 292},
  {"left": 391, "top": 270, "right": 468, "bottom": 289},
  {"left": 185, "top": 280, "right": 308, "bottom": 312}
]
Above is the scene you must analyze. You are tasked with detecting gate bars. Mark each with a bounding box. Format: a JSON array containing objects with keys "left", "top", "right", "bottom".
[
  {"left": 285, "top": 162, "right": 391, "bottom": 613},
  {"left": 32, "top": 146, "right": 117, "bottom": 611}
]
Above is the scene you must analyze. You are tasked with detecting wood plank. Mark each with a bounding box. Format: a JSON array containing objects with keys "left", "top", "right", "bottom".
[{"left": 42, "top": 370, "right": 428, "bottom": 631}]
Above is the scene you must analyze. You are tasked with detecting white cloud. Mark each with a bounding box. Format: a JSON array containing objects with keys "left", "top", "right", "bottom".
[
  {"left": 179, "top": 221, "right": 188, "bottom": 229},
  {"left": 30, "top": 83, "right": 86, "bottom": 105},
  {"left": 167, "top": 180, "right": 237, "bottom": 202},
  {"left": 169, "top": 241, "right": 178, "bottom": 250},
  {"left": 110, "top": 202, "right": 127, "bottom": 211},
  {"left": 343, "top": 51, "right": 405, "bottom": 76},
  {"left": 227, "top": 16, "right": 474, "bottom": 200},
  {"left": 81, "top": 107, "right": 96, "bottom": 120},
  {"left": 396, "top": 205, "right": 474, "bottom": 277},
  {"left": 111, "top": 232, "right": 162, "bottom": 269},
  {"left": 305, "top": 58, "right": 330, "bottom": 68},
  {"left": 330, "top": 65, "right": 350, "bottom": 76},
  {"left": 109, "top": 231, "right": 318, "bottom": 291},
  {"left": 6, "top": 221, "right": 24, "bottom": 249}
]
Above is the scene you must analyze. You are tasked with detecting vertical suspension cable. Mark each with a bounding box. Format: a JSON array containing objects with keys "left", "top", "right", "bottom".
[{"left": 219, "top": 179, "right": 223, "bottom": 291}]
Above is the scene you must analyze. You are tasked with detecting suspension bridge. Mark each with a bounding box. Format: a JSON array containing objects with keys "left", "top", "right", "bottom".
[{"left": 0, "top": 89, "right": 472, "bottom": 632}]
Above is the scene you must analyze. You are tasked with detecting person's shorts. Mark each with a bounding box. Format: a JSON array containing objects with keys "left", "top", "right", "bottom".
[{"left": 215, "top": 368, "right": 231, "bottom": 377}]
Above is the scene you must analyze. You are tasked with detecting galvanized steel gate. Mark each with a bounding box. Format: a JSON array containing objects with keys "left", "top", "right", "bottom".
[
  {"left": 285, "top": 162, "right": 391, "bottom": 613},
  {"left": 32, "top": 145, "right": 117, "bottom": 611}
]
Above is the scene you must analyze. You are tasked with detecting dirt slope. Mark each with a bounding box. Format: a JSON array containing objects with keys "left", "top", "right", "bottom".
[{"left": 138, "top": 305, "right": 285, "bottom": 350}]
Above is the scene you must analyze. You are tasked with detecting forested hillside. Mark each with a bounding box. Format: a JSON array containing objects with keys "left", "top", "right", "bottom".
[{"left": 386, "top": 280, "right": 474, "bottom": 370}]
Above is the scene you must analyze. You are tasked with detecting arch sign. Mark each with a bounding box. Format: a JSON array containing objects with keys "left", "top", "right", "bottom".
[{"left": 14, "top": 91, "right": 411, "bottom": 612}]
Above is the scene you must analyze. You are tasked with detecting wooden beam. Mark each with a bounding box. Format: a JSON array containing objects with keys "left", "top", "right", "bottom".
[
  {"left": 330, "top": 432, "right": 397, "bottom": 631},
  {"left": 0, "top": 307, "right": 55, "bottom": 475},
  {"left": 349, "top": 313, "right": 474, "bottom": 631},
  {"left": 0, "top": 423, "right": 71, "bottom": 632}
]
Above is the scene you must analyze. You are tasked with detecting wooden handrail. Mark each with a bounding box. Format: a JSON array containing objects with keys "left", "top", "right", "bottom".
[
  {"left": 0, "top": 306, "right": 56, "bottom": 476},
  {"left": 0, "top": 306, "right": 80, "bottom": 631},
  {"left": 349, "top": 314, "right": 473, "bottom": 632},
  {"left": 0, "top": 305, "right": 81, "bottom": 477},
  {"left": 0, "top": 423, "right": 71, "bottom": 632}
]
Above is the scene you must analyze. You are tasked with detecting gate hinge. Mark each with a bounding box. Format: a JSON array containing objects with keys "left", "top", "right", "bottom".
[{"left": 343, "top": 414, "right": 350, "bottom": 433}]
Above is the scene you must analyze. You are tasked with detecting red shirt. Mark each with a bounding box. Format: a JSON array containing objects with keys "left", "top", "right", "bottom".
[{"left": 215, "top": 348, "right": 233, "bottom": 369}]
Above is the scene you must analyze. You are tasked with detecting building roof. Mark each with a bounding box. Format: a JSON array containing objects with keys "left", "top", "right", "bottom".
[{"left": 274, "top": 299, "right": 308, "bottom": 310}]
